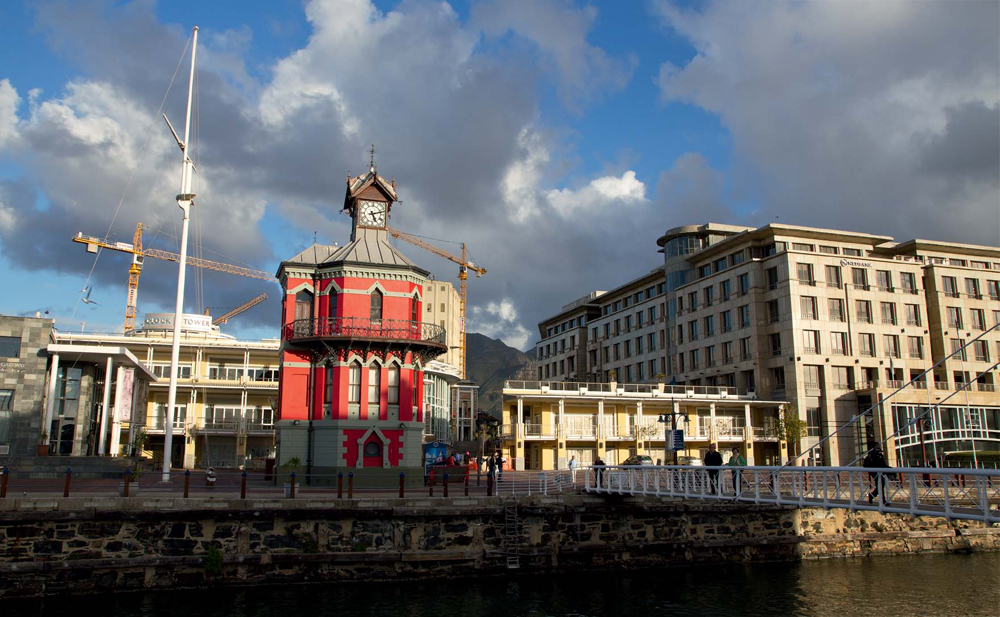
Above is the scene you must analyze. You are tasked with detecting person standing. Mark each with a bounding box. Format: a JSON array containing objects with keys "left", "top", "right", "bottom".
[
  {"left": 728, "top": 447, "right": 746, "bottom": 496},
  {"left": 594, "top": 456, "right": 606, "bottom": 488},
  {"left": 568, "top": 455, "right": 579, "bottom": 484},
  {"left": 486, "top": 452, "right": 498, "bottom": 494},
  {"left": 704, "top": 444, "right": 723, "bottom": 495},
  {"left": 495, "top": 450, "right": 505, "bottom": 483},
  {"left": 863, "top": 444, "right": 891, "bottom": 506}
]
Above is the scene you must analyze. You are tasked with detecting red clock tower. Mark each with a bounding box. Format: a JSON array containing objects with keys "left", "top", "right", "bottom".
[{"left": 275, "top": 157, "right": 446, "bottom": 485}]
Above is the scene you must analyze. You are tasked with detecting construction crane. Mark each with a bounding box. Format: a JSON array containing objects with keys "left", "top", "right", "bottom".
[
  {"left": 73, "top": 222, "right": 275, "bottom": 333},
  {"left": 386, "top": 225, "right": 486, "bottom": 379},
  {"left": 205, "top": 292, "right": 268, "bottom": 326}
]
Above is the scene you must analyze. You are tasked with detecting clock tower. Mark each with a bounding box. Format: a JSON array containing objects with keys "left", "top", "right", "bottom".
[{"left": 274, "top": 150, "right": 446, "bottom": 487}]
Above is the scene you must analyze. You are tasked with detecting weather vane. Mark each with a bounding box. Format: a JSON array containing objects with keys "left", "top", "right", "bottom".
[{"left": 369, "top": 143, "right": 376, "bottom": 173}]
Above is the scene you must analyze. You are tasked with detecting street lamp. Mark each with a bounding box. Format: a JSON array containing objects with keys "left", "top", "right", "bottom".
[{"left": 657, "top": 412, "right": 685, "bottom": 465}]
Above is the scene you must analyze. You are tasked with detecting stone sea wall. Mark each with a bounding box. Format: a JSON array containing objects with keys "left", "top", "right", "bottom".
[{"left": 0, "top": 495, "right": 995, "bottom": 598}]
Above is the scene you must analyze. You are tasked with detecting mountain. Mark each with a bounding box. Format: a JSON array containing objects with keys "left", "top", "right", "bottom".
[{"left": 465, "top": 332, "right": 535, "bottom": 418}]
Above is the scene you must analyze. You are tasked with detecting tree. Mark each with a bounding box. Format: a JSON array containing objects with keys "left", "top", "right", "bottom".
[{"left": 778, "top": 406, "right": 808, "bottom": 459}]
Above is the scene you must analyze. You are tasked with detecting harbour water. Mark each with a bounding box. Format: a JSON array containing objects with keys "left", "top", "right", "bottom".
[{"left": 12, "top": 553, "right": 1000, "bottom": 616}]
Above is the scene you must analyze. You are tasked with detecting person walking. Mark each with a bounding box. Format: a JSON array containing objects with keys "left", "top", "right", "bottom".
[
  {"left": 704, "top": 444, "right": 723, "bottom": 495},
  {"left": 594, "top": 456, "right": 606, "bottom": 488},
  {"left": 863, "top": 444, "right": 891, "bottom": 506},
  {"left": 486, "top": 452, "right": 498, "bottom": 494},
  {"left": 568, "top": 455, "right": 579, "bottom": 484},
  {"left": 495, "top": 451, "right": 505, "bottom": 483},
  {"left": 727, "top": 447, "right": 746, "bottom": 496}
]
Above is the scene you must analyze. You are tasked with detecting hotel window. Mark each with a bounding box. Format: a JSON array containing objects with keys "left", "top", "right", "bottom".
[
  {"left": 988, "top": 280, "right": 1000, "bottom": 300},
  {"left": 828, "top": 298, "right": 845, "bottom": 322},
  {"left": 604, "top": 324, "right": 611, "bottom": 338},
  {"left": 819, "top": 245, "right": 839, "bottom": 255},
  {"left": 715, "top": 257, "right": 728, "bottom": 272},
  {"left": 705, "top": 346, "right": 716, "bottom": 366},
  {"left": 767, "top": 300, "right": 780, "bottom": 323},
  {"left": 721, "top": 310, "right": 733, "bottom": 332},
  {"left": 740, "top": 337, "right": 752, "bottom": 361},
  {"left": 942, "top": 276, "right": 958, "bottom": 298},
  {"left": 908, "top": 336, "right": 923, "bottom": 359},
  {"left": 348, "top": 362, "right": 361, "bottom": 404},
  {"left": 720, "top": 279, "right": 732, "bottom": 301},
  {"left": 832, "top": 366, "right": 853, "bottom": 389},
  {"left": 772, "top": 367, "right": 786, "bottom": 391},
  {"left": 800, "top": 296, "right": 818, "bottom": 320},
  {"left": 698, "top": 264, "right": 712, "bottom": 278},
  {"left": 387, "top": 365, "right": 400, "bottom": 404},
  {"left": 769, "top": 333, "right": 782, "bottom": 356},
  {"left": 688, "top": 321, "right": 699, "bottom": 341},
  {"left": 738, "top": 273, "right": 750, "bottom": 295},
  {"left": 950, "top": 338, "right": 966, "bottom": 361},
  {"left": 624, "top": 340, "right": 632, "bottom": 358},
  {"left": 625, "top": 315, "right": 632, "bottom": 331},
  {"left": 614, "top": 344, "right": 621, "bottom": 361},
  {"left": 876, "top": 270, "right": 893, "bottom": 292},
  {"left": 973, "top": 340, "right": 990, "bottom": 362},
  {"left": 704, "top": 286, "right": 715, "bottom": 306},
  {"left": 884, "top": 335, "right": 901, "bottom": 358},
  {"left": 690, "top": 349, "right": 700, "bottom": 369},
  {"left": 901, "top": 272, "right": 917, "bottom": 294},
  {"left": 905, "top": 304, "right": 921, "bottom": 326},
  {"left": 766, "top": 267, "right": 779, "bottom": 290},
  {"left": 688, "top": 292, "right": 698, "bottom": 310},
  {"left": 636, "top": 312, "right": 644, "bottom": 328},
  {"left": 792, "top": 243, "right": 815, "bottom": 252},
  {"left": 825, "top": 265, "right": 842, "bottom": 289},
  {"left": 971, "top": 309, "right": 986, "bottom": 331},
  {"left": 855, "top": 300, "right": 872, "bottom": 323},
  {"left": 723, "top": 341, "right": 734, "bottom": 364},
  {"left": 802, "top": 330, "right": 820, "bottom": 354},
  {"left": 880, "top": 302, "right": 897, "bottom": 325},
  {"left": 676, "top": 325, "right": 684, "bottom": 345},
  {"left": 636, "top": 336, "right": 643, "bottom": 354},
  {"left": 797, "top": 263, "right": 815, "bottom": 285},
  {"left": 965, "top": 278, "right": 981, "bottom": 299},
  {"left": 851, "top": 268, "right": 869, "bottom": 291},
  {"left": 648, "top": 333, "right": 656, "bottom": 351},
  {"left": 859, "top": 333, "right": 876, "bottom": 357},
  {"left": 831, "top": 332, "right": 847, "bottom": 355},
  {"left": 368, "top": 365, "right": 381, "bottom": 405},
  {"left": 648, "top": 306, "right": 656, "bottom": 322},
  {"left": 704, "top": 315, "right": 715, "bottom": 337},
  {"left": 739, "top": 305, "right": 751, "bottom": 328},
  {"left": 615, "top": 319, "right": 621, "bottom": 335},
  {"left": 370, "top": 289, "right": 384, "bottom": 321},
  {"left": 843, "top": 248, "right": 862, "bottom": 256},
  {"left": 636, "top": 363, "right": 644, "bottom": 381},
  {"left": 731, "top": 251, "right": 746, "bottom": 266},
  {"left": 946, "top": 307, "right": 963, "bottom": 329},
  {"left": 603, "top": 347, "right": 610, "bottom": 363},
  {"left": 806, "top": 407, "right": 822, "bottom": 438}
]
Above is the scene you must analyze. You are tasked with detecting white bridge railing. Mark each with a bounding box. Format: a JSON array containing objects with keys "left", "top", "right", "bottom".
[{"left": 584, "top": 465, "right": 1000, "bottom": 523}]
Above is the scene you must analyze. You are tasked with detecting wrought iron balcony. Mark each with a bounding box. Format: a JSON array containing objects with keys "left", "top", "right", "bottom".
[{"left": 283, "top": 316, "right": 447, "bottom": 348}]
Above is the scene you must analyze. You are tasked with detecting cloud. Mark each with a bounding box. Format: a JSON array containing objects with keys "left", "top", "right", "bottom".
[
  {"left": 653, "top": 0, "right": 1000, "bottom": 244},
  {"left": 0, "top": 79, "right": 20, "bottom": 149},
  {"left": 471, "top": 298, "right": 531, "bottom": 350}
]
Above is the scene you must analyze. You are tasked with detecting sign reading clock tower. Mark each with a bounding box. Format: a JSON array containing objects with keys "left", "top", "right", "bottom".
[{"left": 274, "top": 151, "right": 446, "bottom": 486}]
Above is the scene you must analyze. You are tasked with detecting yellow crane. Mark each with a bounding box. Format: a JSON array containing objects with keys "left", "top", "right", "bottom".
[
  {"left": 205, "top": 292, "right": 268, "bottom": 326},
  {"left": 73, "top": 222, "right": 275, "bottom": 333},
  {"left": 386, "top": 225, "right": 486, "bottom": 379}
]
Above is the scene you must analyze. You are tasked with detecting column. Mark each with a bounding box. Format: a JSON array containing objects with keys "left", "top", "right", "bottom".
[
  {"left": 778, "top": 404, "right": 789, "bottom": 464},
  {"left": 709, "top": 402, "right": 716, "bottom": 445},
  {"left": 636, "top": 400, "right": 644, "bottom": 457},
  {"left": 515, "top": 396, "right": 525, "bottom": 470},
  {"left": 744, "top": 403, "right": 753, "bottom": 465},
  {"left": 43, "top": 353, "right": 60, "bottom": 445},
  {"left": 597, "top": 399, "right": 604, "bottom": 459},
  {"left": 98, "top": 356, "right": 114, "bottom": 456},
  {"left": 238, "top": 389, "right": 248, "bottom": 468},
  {"left": 109, "top": 367, "right": 124, "bottom": 457},
  {"left": 183, "top": 388, "right": 197, "bottom": 469},
  {"left": 557, "top": 398, "right": 566, "bottom": 469}
]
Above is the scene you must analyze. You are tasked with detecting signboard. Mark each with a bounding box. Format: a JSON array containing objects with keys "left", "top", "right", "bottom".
[
  {"left": 840, "top": 258, "right": 872, "bottom": 268},
  {"left": 671, "top": 429, "right": 685, "bottom": 452},
  {"left": 423, "top": 441, "right": 448, "bottom": 476},
  {"left": 142, "top": 313, "right": 213, "bottom": 333},
  {"left": 113, "top": 367, "right": 135, "bottom": 422}
]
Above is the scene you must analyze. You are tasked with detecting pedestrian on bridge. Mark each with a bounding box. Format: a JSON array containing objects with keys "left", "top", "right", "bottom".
[
  {"left": 568, "top": 456, "right": 579, "bottom": 484},
  {"left": 705, "top": 444, "right": 723, "bottom": 494},
  {"left": 863, "top": 445, "right": 891, "bottom": 506},
  {"left": 728, "top": 447, "right": 746, "bottom": 496}
]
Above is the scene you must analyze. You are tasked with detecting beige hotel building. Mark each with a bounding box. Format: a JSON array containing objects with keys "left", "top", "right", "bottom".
[{"left": 506, "top": 223, "right": 1000, "bottom": 469}]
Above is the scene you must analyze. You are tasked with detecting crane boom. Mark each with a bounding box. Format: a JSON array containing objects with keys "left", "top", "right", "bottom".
[
  {"left": 386, "top": 225, "right": 486, "bottom": 379},
  {"left": 211, "top": 292, "right": 268, "bottom": 325},
  {"left": 73, "top": 223, "right": 275, "bottom": 332}
]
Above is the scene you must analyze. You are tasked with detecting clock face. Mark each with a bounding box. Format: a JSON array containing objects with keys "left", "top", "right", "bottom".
[{"left": 358, "top": 200, "right": 386, "bottom": 227}]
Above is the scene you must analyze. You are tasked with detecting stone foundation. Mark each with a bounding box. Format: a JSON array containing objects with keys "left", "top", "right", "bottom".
[{"left": 0, "top": 495, "right": 995, "bottom": 598}]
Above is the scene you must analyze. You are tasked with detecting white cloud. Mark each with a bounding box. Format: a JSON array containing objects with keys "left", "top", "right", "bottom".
[
  {"left": 0, "top": 79, "right": 20, "bottom": 149},
  {"left": 545, "top": 170, "right": 646, "bottom": 216},
  {"left": 471, "top": 298, "right": 531, "bottom": 350}
]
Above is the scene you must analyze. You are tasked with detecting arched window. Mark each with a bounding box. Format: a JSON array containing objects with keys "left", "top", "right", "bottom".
[
  {"left": 348, "top": 361, "right": 361, "bottom": 404},
  {"left": 295, "top": 290, "right": 313, "bottom": 321},
  {"left": 328, "top": 291, "right": 338, "bottom": 319},
  {"left": 324, "top": 364, "right": 333, "bottom": 418},
  {"left": 411, "top": 296, "right": 418, "bottom": 323},
  {"left": 387, "top": 364, "right": 400, "bottom": 404},
  {"left": 368, "top": 364, "right": 381, "bottom": 404},
  {"left": 364, "top": 441, "right": 381, "bottom": 458},
  {"left": 370, "top": 289, "right": 383, "bottom": 322},
  {"left": 412, "top": 370, "right": 419, "bottom": 408}
]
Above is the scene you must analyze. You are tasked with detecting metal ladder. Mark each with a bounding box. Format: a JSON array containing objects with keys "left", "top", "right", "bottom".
[{"left": 500, "top": 498, "right": 520, "bottom": 569}]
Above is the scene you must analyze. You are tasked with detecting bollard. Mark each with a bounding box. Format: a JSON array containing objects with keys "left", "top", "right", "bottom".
[
  {"left": 289, "top": 472, "right": 296, "bottom": 499},
  {"left": 337, "top": 472, "right": 344, "bottom": 498},
  {"left": 183, "top": 470, "right": 190, "bottom": 498},
  {"left": 443, "top": 472, "right": 449, "bottom": 498},
  {"left": 63, "top": 468, "right": 72, "bottom": 498},
  {"left": 348, "top": 472, "right": 354, "bottom": 499},
  {"left": 1, "top": 466, "right": 8, "bottom": 499},
  {"left": 399, "top": 473, "right": 405, "bottom": 498},
  {"left": 464, "top": 472, "right": 469, "bottom": 497},
  {"left": 429, "top": 471, "right": 435, "bottom": 497},
  {"left": 240, "top": 471, "right": 247, "bottom": 499},
  {"left": 123, "top": 468, "right": 131, "bottom": 498},
  {"left": 487, "top": 474, "right": 493, "bottom": 497}
]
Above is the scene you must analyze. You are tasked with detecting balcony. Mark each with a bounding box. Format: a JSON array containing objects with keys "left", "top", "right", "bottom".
[
  {"left": 524, "top": 423, "right": 557, "bottom": 438},
  {"left": 934, "top": 381, "right": 950, "bottom": 390},
  {"left": 977, "top": 383, "right": 996, "bottom": 392},
  {"left": 283, "top": 317, "right": 447, "bottom": 350}
]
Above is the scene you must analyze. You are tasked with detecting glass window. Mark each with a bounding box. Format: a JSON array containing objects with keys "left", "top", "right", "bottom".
[
  {"left": 828, "top": 298, "right": 845, "bottom": 322},
  {"left": 855, "top": 300, "right": 872, "bottom": 323},
  {"left": 767, "top": 300, "right": 780, "bottom": 323},
  {"left": 770, "top": 333, "right": 782, "bottom": 356},
  {"left": 370, "top": 290, "right": 384, "bottom": 321},
  {"left": 852, "top": 268, "right": 868, "bottom": 290},
  {"left": 800, "top": 296, "right": 818, "bottom": 320},
  {"left": 721, "top": 310, "right": 732, "bottom": 332},
  {"left": 738, "top": 273, "right": 750, "bottom": 295},
  {"left": 348, "top": 362, "right": 361, "bottom": 404},
  {"left": 738, "top": 305, "right": 751, "bottom": 328},
  {"left": 901, "top": 272, "right": 917, "bottom": 294},
  {"left": 825, "top": 265, "right": 842, "bottom": 288},
  {"left": 946, "top": 307, "right": 962, "bottom": 328},
  {"left": 859, "top": 334, "right": 876, "bottom": 357},
  {"left": 942, "top": 276, "right": 958, "bottom": 298},
  {"left": 806, "top": 407, "right": 821, "bottom": 437},
  {"left": 905, "top": 304, "right": 921, "bottom": 326},
  {"left": 329, "top": 292, "right": 339, "bottom": 318},
  {"left": 797, "top": 263, "right": 814, "bottom": 284},
  {"left": 802, "top": 330, "right": 820, "bottom": 354},
  {"left": 388, "top": 365, "right": 400, "bottom": 404},
  {"left": 766, "top": 267, "right": 779, "bottom": 290},
  {"left": 965, "top": 278, "right": 981, "bottom": 299},
  {"left": 704, "top": 315, "right": 715, "bottom": 336},
  {"left": 772, "top": 367, "right": 786, "bottom": 390},
  {"left": 56, "top": 367, "right": 82, "bottom": 417},
  {"left": 368, "top": 365, "right": 381, "bottom": 404},
  {"left": 883, "top": 335, "right": 900, "bottom": 358},
  {"left": 324, "top": 367, "right": 333, "bottom": 418},
  {"left": 0, "top": 336, "right": 20, "bottom": 359},
  {"left": 880, "top": 302, "right": 897, "bottom": 325},
  {"left": 876, "top": 270, "right": 893, "bottom": 292},
  {"left": 831, "top": 332, "right": 847, "bottom": 355},
  {"left": 908, "top": 336, "right": 923, "bottom": 359},
  {"left": 295, "top": 290, "right": 313, "bottom": 321}
]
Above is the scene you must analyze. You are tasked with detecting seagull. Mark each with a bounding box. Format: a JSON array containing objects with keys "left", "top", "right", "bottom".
[{"left": 80, "top": 286, "right": 99, "bottom": 306}]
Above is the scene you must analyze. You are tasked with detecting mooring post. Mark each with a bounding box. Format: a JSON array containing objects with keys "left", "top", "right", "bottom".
[
  {"left": 183, "top": 469, "right": 190, "bottom": 498},
  {"left": 0, "top": 466, "right": 7, "bottom": 499},
  {"left": 289, "top": 471, "right": 296, "bottom": 499},
  {"left": 348, "top": 472, "right": 354, "bottom": 499},
  {"left": 464, "top": 471, "right": 469, "bottom": 497},
  {"left": 63, "top": 467, "right": 71, "bottom": 498},
  {"left": 399, "top": 472, "right": 405, "bottom": 498},
  {"left": 429, "top": 470, "right": 435, "bottom": 497},
  {"left": 337, "top": 472, "right": 344, "bottom": 498},
  {"left": 240, "top": 471, "right": 247, "bottom": 499},
  {"left": 443, "top": 472, "right": 449, "bottom": 498},
  {"left": 123, "top": 468, "right": 131, "bottom": 498}
]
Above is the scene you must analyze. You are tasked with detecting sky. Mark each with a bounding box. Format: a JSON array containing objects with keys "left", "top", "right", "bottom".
[{"left": 0, "top": 0, "right": 997, "bottom": 351}]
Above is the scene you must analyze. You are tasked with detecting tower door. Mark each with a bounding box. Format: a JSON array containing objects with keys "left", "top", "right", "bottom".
[{"left": 362, "top": 437, "right": 383, "bottom": 468}]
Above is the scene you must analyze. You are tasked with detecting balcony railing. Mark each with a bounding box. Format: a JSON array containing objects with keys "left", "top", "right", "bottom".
[
  {"left": 283, "top": 316, "right": 447, "bottom": 346},
  {"left": 524, "top": 423, "right": 558, "bottom": 438},
  {"left": 977, "top": 383, "right": 996, "bottom": 392}
]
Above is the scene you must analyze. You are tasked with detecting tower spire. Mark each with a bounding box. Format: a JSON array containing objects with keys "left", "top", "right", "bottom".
[{"left": 369, "top": 143, "right": 376, "bottom": 173}]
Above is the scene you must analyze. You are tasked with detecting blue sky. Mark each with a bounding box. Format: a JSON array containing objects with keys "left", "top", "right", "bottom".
[{"left": 0, "top": 0, "right": 997, "bottom": 348}]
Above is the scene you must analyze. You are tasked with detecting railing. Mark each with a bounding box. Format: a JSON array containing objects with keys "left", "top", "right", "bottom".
[
  {"left": 585, "top": 465, "right": 1000, "bottom": 523},
  {"left": 978, "top": 383, "right": 996, "bottom": 392},
  {"left": 523, "top": 423, "right": 557, "bottom": 438},
  {"left": 503, "top": 380, "right": 758, "bottom": 398},
  {"left": 147, "top": 416, "right": 186, "bottom": 431},
  {"left": 283, "top": 316, "right": 447, "bottom": 346}
]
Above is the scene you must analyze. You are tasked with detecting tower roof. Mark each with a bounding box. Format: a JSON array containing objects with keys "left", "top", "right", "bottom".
[{"left": 278, "top": 236, "right": 428, "bottom": 275}]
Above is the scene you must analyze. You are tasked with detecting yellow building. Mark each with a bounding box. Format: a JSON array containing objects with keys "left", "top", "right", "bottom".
[{"left": 501, "top": 380, "right": 786, "bottom": 469}]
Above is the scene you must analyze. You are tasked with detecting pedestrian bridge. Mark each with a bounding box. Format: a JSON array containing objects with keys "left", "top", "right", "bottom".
[{"left": 583, "top": 465, "right": 1000, "bottom": 524}]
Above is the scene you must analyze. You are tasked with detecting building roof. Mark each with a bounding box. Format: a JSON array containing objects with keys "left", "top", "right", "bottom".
[
  {"left": 46, "top": 344, "right": 156, "bottom": 380},
  {"left": 347, "top": 169, "right": 398, "bottom": 202},
  {"left": 278, "top": 234, "right": 427, "bottom": 275}
]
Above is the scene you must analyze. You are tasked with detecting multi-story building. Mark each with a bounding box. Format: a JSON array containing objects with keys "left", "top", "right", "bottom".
[
  {"left": 535, "top": 292, "right": 604, "bottom": 382},
  {"left": 422, "top": 280, "right": 462, "bottom": 372},
  {"left": 588, "top": 269, "right": 668, "bottom": 384},
  {"left": 524, "top": 223, "right": 1000, "bottom": 467}
]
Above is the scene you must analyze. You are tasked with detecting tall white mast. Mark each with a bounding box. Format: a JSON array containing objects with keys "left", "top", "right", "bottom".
[{"left": 161, "top": 26, "right": 198, "bottom": 482}]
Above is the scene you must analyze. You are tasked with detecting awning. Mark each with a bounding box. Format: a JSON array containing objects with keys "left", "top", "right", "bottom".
[{"left": 46, "top": 344, "right": 156, "bottom": 380}]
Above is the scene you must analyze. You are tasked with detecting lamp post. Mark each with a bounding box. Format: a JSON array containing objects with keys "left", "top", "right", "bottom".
[{"left": 657, "top": 412, "right": 683, "bottom": 465}]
